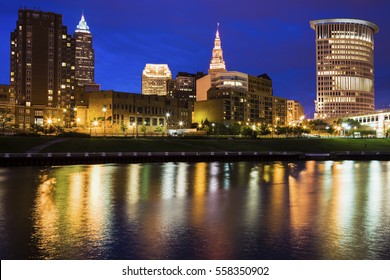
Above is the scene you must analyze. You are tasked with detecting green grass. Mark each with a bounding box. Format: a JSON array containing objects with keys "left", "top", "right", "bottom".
[
  {"left": 1, "top": 136, "right": 390, "bottom": 153},
  {"left": 0, "top": 136, "right": 55, "bottom": 153}
]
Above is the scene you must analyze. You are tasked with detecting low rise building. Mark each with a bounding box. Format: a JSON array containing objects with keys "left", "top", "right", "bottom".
[
  {"left": 194, "top": 87, "right": 287, "bottom": 127},
  {"left": 287, "top": 100, "right": 305, "bottom": 124},
  {"left": 349, "top": 109, "right": 390, "bottom": 138},
  {"left": 84, "top": 90, "right": 192, "bottom": 135}
]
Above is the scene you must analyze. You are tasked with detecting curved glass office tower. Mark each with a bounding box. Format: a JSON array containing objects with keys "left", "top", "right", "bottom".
[{"left": 310, "top": 19, "right": 379, "bottom": 119}]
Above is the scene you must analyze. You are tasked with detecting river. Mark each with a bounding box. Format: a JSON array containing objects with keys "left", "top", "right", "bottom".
[{"left": 0, "top": 160, "right": 389, "bottom": 259}]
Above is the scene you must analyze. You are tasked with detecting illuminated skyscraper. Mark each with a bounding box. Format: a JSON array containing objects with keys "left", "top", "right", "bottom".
[
  {"left": 310, "top": 18, "right": 379, "bottom": 119},
  {"left": 142, "top": 64, "right": 172, "bottom": 96},
  {"left": 74, "top": 12, "right": 94, "bottom": 85},
  {"left": 10, "top": 9, "right": 75, "bottom": 109},
  {"left": 209, "top": 23, "right": 226, "bottom": 74}
]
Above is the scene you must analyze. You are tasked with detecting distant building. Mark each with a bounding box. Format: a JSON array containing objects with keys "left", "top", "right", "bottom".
[
  {"left": 74, "top": 12, "right": 94, "bottom": 85},
  {"left": 85, "top": 90, "right": 192, "bottom": 135},
  {"left": 287, "top": 100, "right": 304, "bottom": 123},
  {"left": 194, "top": 26, "right": 287, "bottom": 126},
  {"left": 194, "top": 85, "right": 287, "bottom": 127},
  {"left": 74, "top": 83, "right": 101, "bottom": 107},
  {"left": 310, "top": 18, "right": 379, "bottom": 119},
  {"left": 168, "top": 72, "right": 205, "bottom": 110},
  {"left": 142, "top": 64, "right": 172, "bottom": 96}
]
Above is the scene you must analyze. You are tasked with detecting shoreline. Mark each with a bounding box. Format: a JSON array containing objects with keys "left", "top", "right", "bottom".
[{"left": 1, "top": 150, "right": 389, "bottom": 166}]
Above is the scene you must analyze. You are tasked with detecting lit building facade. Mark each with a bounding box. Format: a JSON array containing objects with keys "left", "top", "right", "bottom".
[
  {"left": 194, "top": 75, "right": 287, "bottom": 126},
  {"left": 310, "top": 18, "right": 379, "bottom": 119},
  {"left": 10, "top": 9, "right": 77, "bottom": 128},
  {"left": 168, "top": 72, "right": 205, "bottom": 110},
  {"left": 86, "top": 90, "right": 192, "bottom": 134},
  {"left": 74, "top": 12, "right": 94, "bottom": 85},
  {"left": 142, "top": 64, "right": 172, "bottom": 96},
  {"left": 349, "top": 110, "right": 390, "bottom": 138},
  {"left": 11, "top": 9, "right": 75, "bottom": 109},
  {"left": 287, "top": 100, "right": 304, "bottom": 123}
]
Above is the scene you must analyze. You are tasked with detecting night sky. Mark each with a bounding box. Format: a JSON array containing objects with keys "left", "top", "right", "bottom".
[{"left": 1, "top": 0, "right": 389, "bottom": 117}]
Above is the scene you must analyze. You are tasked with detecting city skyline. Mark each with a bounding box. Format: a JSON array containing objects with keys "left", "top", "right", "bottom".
[{"left": 1, "top": 0, "right": 390, "bottom": 117}]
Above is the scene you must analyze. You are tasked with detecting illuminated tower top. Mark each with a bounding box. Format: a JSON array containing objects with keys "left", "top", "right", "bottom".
[
  {"left": 75, "top": 12, "right": 91, "bottom": 33},
  {"left": 209, "top": 23, "right": 226, "bottom": 74},
  {"left": 74, "top": 11, "right": 94, "bottom": 85}
]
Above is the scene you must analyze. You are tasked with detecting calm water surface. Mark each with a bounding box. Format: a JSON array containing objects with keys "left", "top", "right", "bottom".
[{"left": 1, "top": 161, "right": 390, "bottom": 259}]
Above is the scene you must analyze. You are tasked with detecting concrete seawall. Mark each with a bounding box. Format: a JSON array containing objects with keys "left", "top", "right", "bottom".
[{"left": 1, "top": 151, "right": 390, "bottom": 166}]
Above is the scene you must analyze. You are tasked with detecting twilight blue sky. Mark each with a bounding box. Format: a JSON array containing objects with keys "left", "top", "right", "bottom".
[{"left": 1, "top": 0, "right": 389, "bottom": 117}]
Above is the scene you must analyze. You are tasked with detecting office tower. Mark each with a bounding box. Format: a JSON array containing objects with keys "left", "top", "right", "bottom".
[
  {"left": 10, "top": 9, "right": 75, "bottom": 109},
  {"left": 170, "top": 72, "right": 205, "bottom": 102},
  {"left": 310, "top": 18, "right": 379, "bottom": 119},
  {"left": 74, "top": 12, "right": 94, "bottom": 85},
  {"left": 142, "top": 64, "right": 172, "bottom": 96},
  {"left": 209, "top": 23, "right": 226, "bottom": 74}
]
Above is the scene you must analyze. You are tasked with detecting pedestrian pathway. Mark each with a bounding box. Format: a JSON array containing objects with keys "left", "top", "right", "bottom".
[{"left": 26, "top": 138, "right": 68, "bottom": 153}]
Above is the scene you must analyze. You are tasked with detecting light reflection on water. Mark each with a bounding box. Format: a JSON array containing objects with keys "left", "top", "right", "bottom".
[{"left": 0, "top": 161, "right": 390, "bottom": 259}]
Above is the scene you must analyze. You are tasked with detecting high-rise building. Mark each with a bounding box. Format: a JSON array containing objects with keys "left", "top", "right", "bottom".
[
  {"left": 169, "top": 72, "right": 205, "bottom": 110},
  {"left": 142, "top": 64, "right": 172, "bottom": 96},
  {"left": 74, "top": 12, "right": 94, "bottom": 85},
  {"left": 10, "top": 9, "right": 75, "bottom": 110},
  {"left": 209, "top": 23, "right": 226, "bottom": 75},
  {"left": 310, "top": 18, "right": 379, "bottom": 119}
]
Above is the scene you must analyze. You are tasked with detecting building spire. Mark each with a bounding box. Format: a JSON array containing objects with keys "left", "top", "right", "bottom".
[
  {"left": 209, "top": 23, "right": 226, "bottom": 74},
  {"left": 75, "top": 11, "right": 91, "bottom": 33}
]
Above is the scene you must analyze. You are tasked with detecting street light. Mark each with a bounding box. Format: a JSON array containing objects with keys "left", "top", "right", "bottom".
[
  {"left": 165, "top": 112, "right": 170, "bottom": 136},
  {"left": 93, "top": 120, "right": 98, "bottom": 136},
  {"left": 102, "top": 106, "right": 107, "bottom": 137}
]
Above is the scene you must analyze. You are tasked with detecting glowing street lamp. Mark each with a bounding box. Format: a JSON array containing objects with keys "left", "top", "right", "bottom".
[
  {"left": 93, "top": 120, "right": 98, "bottom": 136},
  {"left": 102, "top": 106, "right": 107, "bottom": 137},
  {"left": 165, "top": 112, "right": 170, "bottom": 135}
]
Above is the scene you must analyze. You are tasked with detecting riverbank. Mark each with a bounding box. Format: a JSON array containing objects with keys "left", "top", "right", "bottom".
[
  {"left": 0, "top": 136, "right": 390, "bottom": 166},
  {"left": 1, "top": 136, "right": 390, "bottom": 153},
  {"left": 1, "top": 150, "right": 390, "bottom": 166}
]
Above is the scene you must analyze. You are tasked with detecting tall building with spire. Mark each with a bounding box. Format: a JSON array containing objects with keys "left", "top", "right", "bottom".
[
  {"left": 74, "top": 12, "right": 94, "bottom": 85},
  {"left": 209, "top": 23, "right": 226, "bottom": 74}
]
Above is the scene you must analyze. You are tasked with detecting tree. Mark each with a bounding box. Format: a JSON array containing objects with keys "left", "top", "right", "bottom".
[
  {"left": 120, "top": 122, "right": 128, "bottom": 136},
  {"left": 154, "top": 125, "right": 164, "bottom": 135},
  {"left": 0, "top": 108, "right": 12, "bottom": 133},
  {"left": 259, "top": 124, "right": 271, "bottom": 136},
  {"left": 241, "top": 126, "right": 255, "bottom": 138},
  {"left": 228, "top": 123, "right": 241, "bottom": 136},
  {"left": 140, "top": 125, "right": 147, "bottom": 137}
]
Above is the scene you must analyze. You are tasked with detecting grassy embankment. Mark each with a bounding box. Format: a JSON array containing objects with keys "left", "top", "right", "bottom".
[{"left": 1, "top": 136, "right": 390, "bottom": 153}]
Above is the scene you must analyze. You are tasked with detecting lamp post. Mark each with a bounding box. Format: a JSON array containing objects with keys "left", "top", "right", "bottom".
[
  {"left": 93, "top": 120, "right": 98, "bottom": 136},
  {"left": 165, "top": 112, "right": 170, "bottom": 136},
  {"left": 102, "top": 106, "right": 107, "bottom": 137}
]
